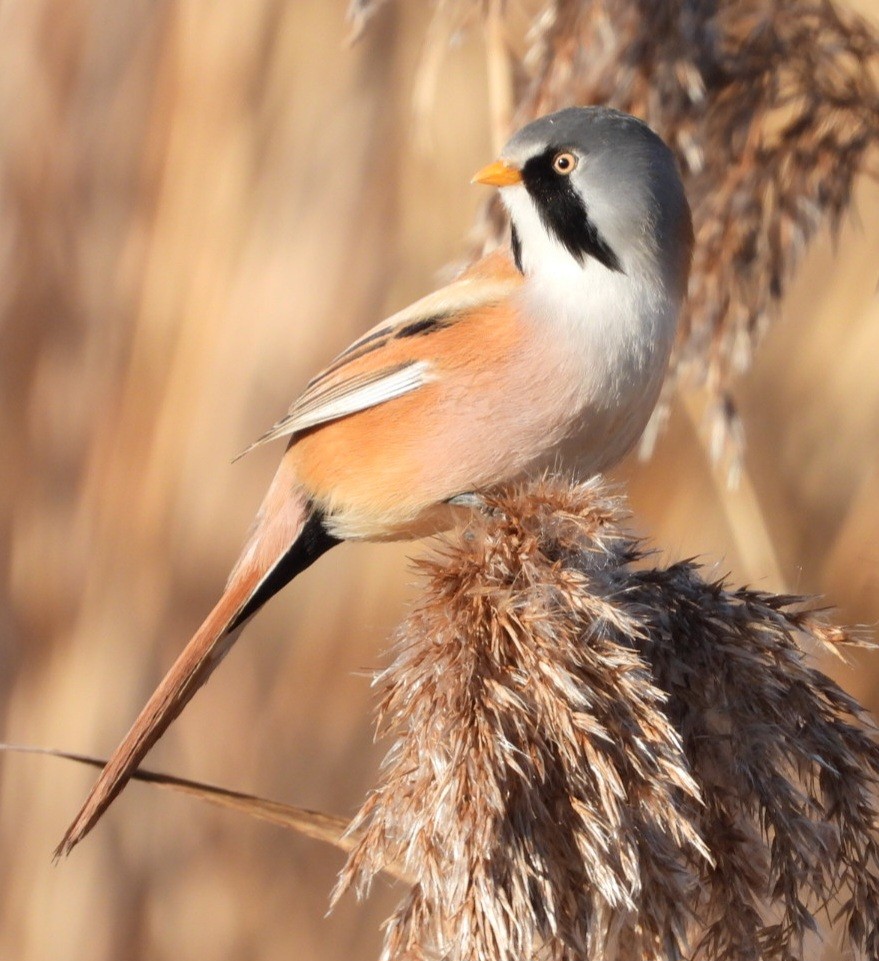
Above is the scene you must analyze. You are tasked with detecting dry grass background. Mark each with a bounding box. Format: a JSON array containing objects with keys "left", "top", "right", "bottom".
[{"left": 1, "top": 1, "right": 878, "bottom": 959}]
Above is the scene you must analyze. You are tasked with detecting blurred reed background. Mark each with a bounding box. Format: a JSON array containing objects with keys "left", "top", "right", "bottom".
[{"left": 0, "top": 1, "right": 878, "bottom": 959}]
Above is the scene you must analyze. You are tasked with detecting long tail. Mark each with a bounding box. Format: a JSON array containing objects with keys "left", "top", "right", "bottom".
[{"left": 55, "top": 472, "right": 338, "bottom": 859}]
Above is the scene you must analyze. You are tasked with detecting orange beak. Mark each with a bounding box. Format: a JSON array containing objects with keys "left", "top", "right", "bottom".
[{"left": 471, "top": 160, "right": 523, "bottom": 187}]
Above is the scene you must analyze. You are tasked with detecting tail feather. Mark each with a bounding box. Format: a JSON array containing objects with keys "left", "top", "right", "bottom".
[{"left": 55, "top": 489, "right": 338, "bottom": 859}]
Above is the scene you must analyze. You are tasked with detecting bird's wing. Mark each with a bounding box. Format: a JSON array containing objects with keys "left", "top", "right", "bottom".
[
  {"left": 236, "top": 253, "right": 522, "bottom": 458},
  {"left": 239, "top": 361, "right": 433, "bottom": 454}
]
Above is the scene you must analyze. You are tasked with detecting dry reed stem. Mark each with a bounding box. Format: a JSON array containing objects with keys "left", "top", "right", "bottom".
[
  {"left": 335, "top": 476, "right": 879, "bottom": 961},
  {"left": 680, "top": 390, "right": 789, "bottom": 592},
  {"left": 484, "top": 0, "right": 515, "bottom": 154},
  {"left": 1, "top": 744, "right": 424, "bottom": 880}
]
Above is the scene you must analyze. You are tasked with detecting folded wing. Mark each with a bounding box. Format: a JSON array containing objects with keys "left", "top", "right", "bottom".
[{"left": 235, "top": 260, "right": 522, "bottom": 459}]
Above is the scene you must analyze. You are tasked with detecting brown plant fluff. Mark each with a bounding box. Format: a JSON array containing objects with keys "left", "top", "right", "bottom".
[
  {"left": 514, "top": 0, "right": 879, "bottom": 459},
  {"left": 353, "top": 0, "right": 879, "bottom": 460},
  {"left": 334, "top": 476, "right": 879, "bottom": 961}
]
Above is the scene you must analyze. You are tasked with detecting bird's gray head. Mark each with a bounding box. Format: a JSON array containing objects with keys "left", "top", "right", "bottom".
[{"left": 477, "top": 107, "right": 692, "bottom": 293}]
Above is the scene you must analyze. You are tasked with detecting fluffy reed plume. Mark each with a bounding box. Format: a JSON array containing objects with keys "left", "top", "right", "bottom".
[
  {"left": 353, "top": 0, "right": 879, "bottom": 458},
  {"left": 334, "top": 476, "right": 879, "bottom": 961},
  {"left": 516, "top": 0, "right": 879, "bottom": 457}
]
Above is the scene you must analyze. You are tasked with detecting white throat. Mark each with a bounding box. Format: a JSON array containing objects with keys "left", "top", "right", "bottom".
[{"left": 502, "top": 184, "right": 679, "bottom": 472}]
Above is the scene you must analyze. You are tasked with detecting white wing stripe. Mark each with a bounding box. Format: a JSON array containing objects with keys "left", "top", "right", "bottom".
[
  {"left": 287, "top": 361, "right": 432, "bottom": 433},
  {"left": 234, "top": 361, "right": 433, "bottom": 460}
]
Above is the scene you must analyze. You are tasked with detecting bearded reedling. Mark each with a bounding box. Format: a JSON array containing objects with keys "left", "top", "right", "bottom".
[{"left": 57, "top": 106, "right": 692, "bottom": 857}]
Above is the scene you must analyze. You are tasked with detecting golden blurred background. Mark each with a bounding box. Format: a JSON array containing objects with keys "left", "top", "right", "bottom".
[{"left": 1, "top": 1, "right": 878, "bottom": 959}]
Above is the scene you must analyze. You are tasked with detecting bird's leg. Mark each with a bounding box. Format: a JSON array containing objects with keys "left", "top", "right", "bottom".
[
  {"left": 447, "top": 492, "right": 507, "bottom": 521},
  {"left": 447, "top": 492, "right": 487, "bottom": 510}
]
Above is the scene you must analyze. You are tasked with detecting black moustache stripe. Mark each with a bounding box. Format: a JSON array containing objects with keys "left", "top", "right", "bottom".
[
  {"left": 521, "top": 148, "right": 623, "bottom": 274},
  {"left": 510, "top": 224, "right": 524, "bottom": 274}
]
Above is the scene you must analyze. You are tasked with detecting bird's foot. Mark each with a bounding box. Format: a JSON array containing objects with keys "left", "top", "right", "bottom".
[
  {"left": 447, "top": 492, "right": 506, "bottom": 520},
  {"left": 447, "top": 492, "right": 487, "bottom": 510}
]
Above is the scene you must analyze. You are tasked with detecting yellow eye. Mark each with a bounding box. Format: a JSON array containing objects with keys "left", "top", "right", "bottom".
[{"left": 552, "top": 151, "right": 578, "bottom": 175}]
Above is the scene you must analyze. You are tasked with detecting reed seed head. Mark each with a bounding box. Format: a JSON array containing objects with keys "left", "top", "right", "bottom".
[{"left": 335, "top": 477, "right": 879, "bottom": 961}]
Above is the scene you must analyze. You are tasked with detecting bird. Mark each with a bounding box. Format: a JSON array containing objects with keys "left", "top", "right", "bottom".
[{"left": 56, "top": 106, "right": 692, "bottom": 858}]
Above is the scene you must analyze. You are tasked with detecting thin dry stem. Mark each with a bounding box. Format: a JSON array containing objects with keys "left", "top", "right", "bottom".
[{"left": 484, "top": 0, "right": 515, "bottom": 154}]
